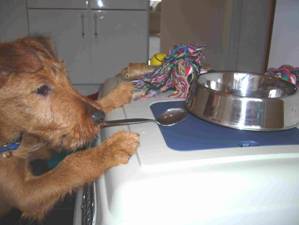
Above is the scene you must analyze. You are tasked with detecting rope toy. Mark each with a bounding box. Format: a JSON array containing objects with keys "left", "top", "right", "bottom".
[
  {"left": 266, "top": 65, "right": 299, "bottom": 86},
  {"left": 133, "top": 44, "right": 206, "bottom": 99}
]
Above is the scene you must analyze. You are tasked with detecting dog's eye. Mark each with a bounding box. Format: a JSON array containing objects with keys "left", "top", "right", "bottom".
[{"left": 36, "top": 85, "right": 51, "bottom": 96}]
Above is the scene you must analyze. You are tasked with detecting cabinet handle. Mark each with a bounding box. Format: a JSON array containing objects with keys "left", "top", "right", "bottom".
[
  {"left": 84, "top": 0, "right": 89, "bottom": 8},
  {"left": 81, "top": 14, "right": 85, "bottom": 38},
  {"left": 94, "top": 13, "right": 98, "bottom": 37}
]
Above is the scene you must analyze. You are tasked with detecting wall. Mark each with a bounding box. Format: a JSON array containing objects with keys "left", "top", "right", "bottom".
[{"left": 268, "top": 0, "right": 299, "bottom": 68}]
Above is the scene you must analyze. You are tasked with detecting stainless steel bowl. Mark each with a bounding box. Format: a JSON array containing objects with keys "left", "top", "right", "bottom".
[{"left": 186, "top": 71, "right": 299, "bottom": 131}]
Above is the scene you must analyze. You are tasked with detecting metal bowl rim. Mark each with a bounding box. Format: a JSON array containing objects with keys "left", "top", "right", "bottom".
[{"left": 198, "top": 70, "right": 298, "bottom": 100}]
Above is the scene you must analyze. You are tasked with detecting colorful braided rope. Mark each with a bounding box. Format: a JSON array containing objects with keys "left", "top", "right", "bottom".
[
  {"left": 133, "top": 44, "right": 206, "bottom": 100},
  {"left": 266, "top": 65, "right": 299, "bottom": 86}
]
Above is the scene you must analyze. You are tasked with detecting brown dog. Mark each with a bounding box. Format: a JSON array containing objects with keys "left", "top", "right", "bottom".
[{"left": 0, "top": 37, "right": 139, "bottom": 220}]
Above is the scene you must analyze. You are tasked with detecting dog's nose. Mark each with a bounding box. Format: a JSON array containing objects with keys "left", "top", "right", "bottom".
[{"left": 91, "top": 109, "right": 105, "bottom": 124}]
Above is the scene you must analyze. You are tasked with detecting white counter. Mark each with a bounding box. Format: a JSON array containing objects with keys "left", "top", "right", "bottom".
[{"left": 75, "top": 95, "right": 299, "bottom": 225}]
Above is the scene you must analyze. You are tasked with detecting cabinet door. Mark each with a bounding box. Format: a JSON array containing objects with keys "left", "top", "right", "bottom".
[
  {"left": 28, "top": 9, "right": 93, "bottom": 84},
  {"left": 89, "top": 0, "right": 148, "bottom": 9},
  {"left": 91, "top": 10, "right": 148, "bottom": 83},
  {"left": 27, "top": 0, "right": 88, "bottom": 9},
  {"left": 0, "top": 0, "right": 28, "bottom": 41}
]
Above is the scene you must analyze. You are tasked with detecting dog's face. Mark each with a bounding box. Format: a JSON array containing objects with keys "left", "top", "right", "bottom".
[{"left": 0, "top": 37, "right": 104, "bottom": 150}]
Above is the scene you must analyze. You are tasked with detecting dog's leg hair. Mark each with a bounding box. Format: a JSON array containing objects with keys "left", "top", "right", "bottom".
[
  {"left": 4, "top": 131, "right": 138, "bottom": 220},
  {"left": 96, "top": 81, "right": 134, "bottom": 112}
]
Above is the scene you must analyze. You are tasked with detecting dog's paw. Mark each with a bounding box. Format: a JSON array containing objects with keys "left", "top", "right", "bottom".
[
  {"left": 115, "top": 82, "right": 134, "bottom": 105},
  {"left": 97, "top": 81, "right": 134, "bottom": 112},
  {"left": 102, "top": 131, "right": 139, "bottom": 166}
]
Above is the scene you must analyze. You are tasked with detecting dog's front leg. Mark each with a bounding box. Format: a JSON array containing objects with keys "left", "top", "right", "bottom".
[
  {"left": 16, "top": 131, "right": 139, "bottom": 220},
  {"left": 97, "top": 81, "right": 134, "bottom": 112}
]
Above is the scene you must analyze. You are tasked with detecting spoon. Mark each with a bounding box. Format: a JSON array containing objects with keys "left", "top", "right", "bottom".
[{"left": 102, "top": 108, "right": 187, "bottom": 127}]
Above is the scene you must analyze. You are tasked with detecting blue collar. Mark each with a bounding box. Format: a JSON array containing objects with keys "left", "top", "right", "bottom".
[{"left": 0, "top": 138, "right": 21, "bottom": 153}]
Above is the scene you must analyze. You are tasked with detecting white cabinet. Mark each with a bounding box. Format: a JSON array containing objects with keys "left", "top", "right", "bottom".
[
  {"left": 89, "top": 0, "right": 147, "bottom": 9},
  {"left": 27, "top": 0, "right": 147, "bottom": 9},
  {"left": 0, "top": 0, "right": 28, "bottom": 41},
  {"left": 28, "top": 9, "right": 93, "bottom": 83},
  {"left": 27, "top": 0, "right": 88, "bottom": 9},
  {"left": 90, "top": 10, "right": 148, "bottom": 83},
  {"left": 27, "top": 1, "right": 148, "bottom": 84}
]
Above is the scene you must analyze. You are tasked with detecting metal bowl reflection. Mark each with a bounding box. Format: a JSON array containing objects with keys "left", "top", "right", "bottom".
[{"left": 186, "top": 71, "right": 299, "bottom": 131}]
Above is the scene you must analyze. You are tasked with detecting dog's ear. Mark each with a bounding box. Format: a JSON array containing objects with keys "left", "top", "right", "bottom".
[
  {"left": 0, "top": 37, "right": 57, "bottom": 86},
  {"left": 0, "top": 42, "right": 42, "bottom": 76},
  {"left": 20, "top": 36, "right": 57, "bottom": 61}
]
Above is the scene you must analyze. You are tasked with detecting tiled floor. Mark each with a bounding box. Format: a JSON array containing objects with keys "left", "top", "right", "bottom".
[{"left": 0, "top": 194, "right": 75, "bottom": 225}]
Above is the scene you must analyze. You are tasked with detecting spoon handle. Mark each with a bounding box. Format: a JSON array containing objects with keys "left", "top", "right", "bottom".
[{"left": 102, "top": 118, "right": 156, "bottom": 127}]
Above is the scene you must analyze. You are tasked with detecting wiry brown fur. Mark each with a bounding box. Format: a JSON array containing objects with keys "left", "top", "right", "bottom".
[{"left": 0, "top": 37, "right": 139, "bottom": 220}]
